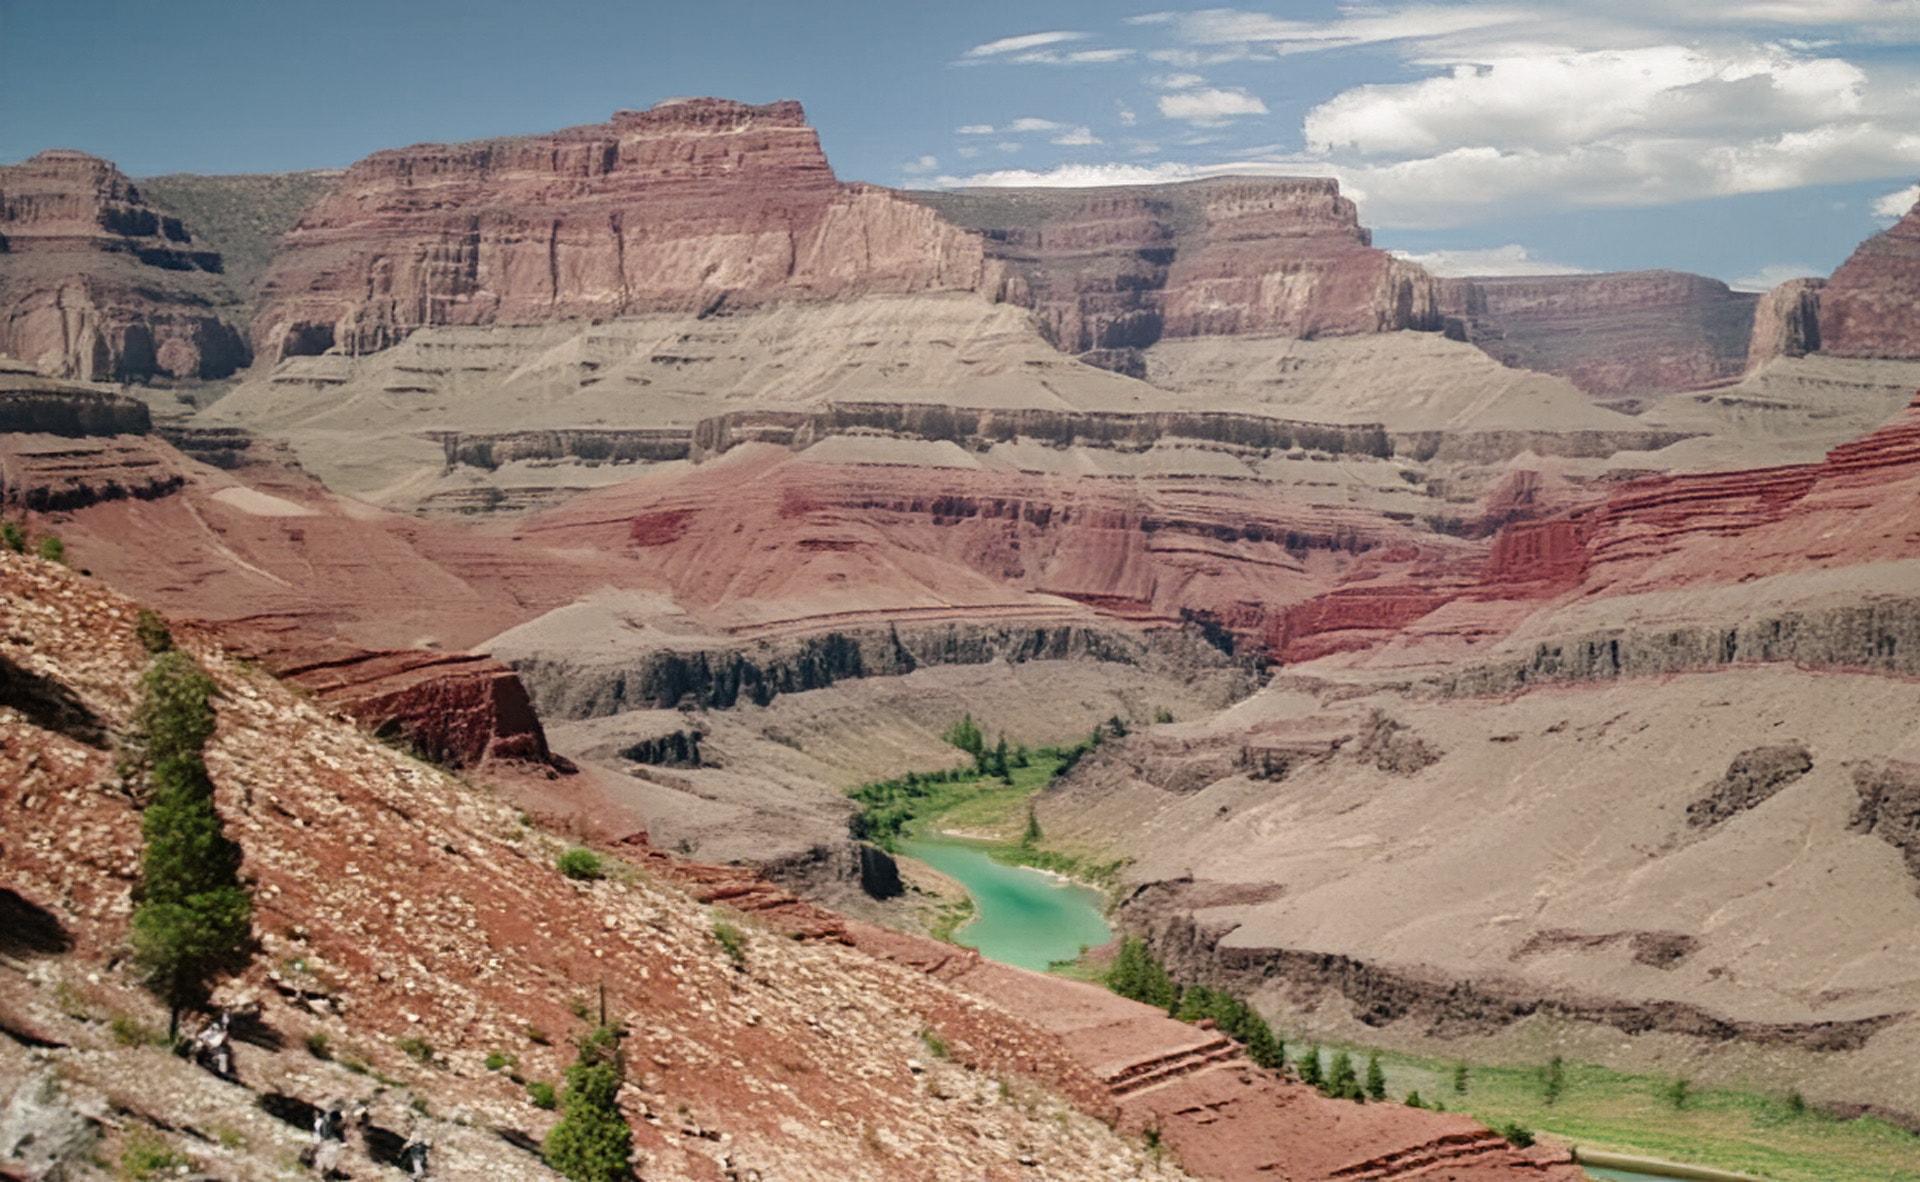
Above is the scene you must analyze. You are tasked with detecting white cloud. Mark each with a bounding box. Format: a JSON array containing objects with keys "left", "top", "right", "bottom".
[
  {"left": 1728, "top": 262, "right": 1827, "bottom": 290},
  {"left": 1051, "top": 126, "right": 1102, "bottom": 146},
  {"left": 1158, "top": 86, "right": 1269, "bottom": 125},
  {"left": 962, "top": 31, "right": 1088, "bottom": 59},
  {"left": 956, "top": 145, "right": 981, "bottom": 159},
  {"left": 933, "top": 158, "right": 1356, "bottom": 195},
  {"left": 1872, "top": 181, "right": 1920, "bottom": 217},
  {"left": 1390, "top": 244, "right": 1593, "bottom": 277},
  {"left": 996, "top": 141, "right": 1023, "bottom": 154},
  {"left": 1007, "top": 117, "right": 1067, "bottom": 133},
  {"left": 956, "top": 123, "right": 995, "bottom": 136},
  {"left": 1150, "top": 72, "right": 1207, "bottom": 90},
  {"left": 1117, "top": 102, "right": 1138, "bottom": 127},
  {"left": 900, "top": 154, "right": 939, "bottom": 176}
]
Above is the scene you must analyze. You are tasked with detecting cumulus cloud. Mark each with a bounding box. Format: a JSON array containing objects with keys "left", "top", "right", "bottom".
[
  {"left": 900, "top": 155, "right": 939, "bottom": 176},
  {"left": 1117, "top": 102, "right": 1138, "bottom": 127},
  {"left": 962, "top": 31, "right": 1088, "bottom": 59},
  {"left": 1728, "top": 262, "right": 1827, "bottom": 290},
  {"left": 1149, "top": 72, "right": 1208, "bottom": 90},
  {"left": 1052, "top": 126, "right": 1102, "bottom": 146},
  {"left": 1873, "top": 181, "right": 1920, "bottom": 217},
  {"left": 955, "top": 123, "right": 995, "bottom": 136},
  {"left": 1158, "top": 87, "right": 1269, "bottom": 125},
  {"left": 1389, "top": 243, "right": 1592, "bottom": 277},
  {"left": 1007, "top": 117, "right": 1067, "bottom": 133}
]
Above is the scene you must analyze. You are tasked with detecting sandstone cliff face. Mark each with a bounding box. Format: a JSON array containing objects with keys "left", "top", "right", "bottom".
[
  {"left": 1436, "top": 270, "right": 1758, "bottom": 396},
  {"left": 251, "top": 99, "right": 1003, "bottom": 361},
  {"left": 910, "top": 178, "right": 1440, "bottom": 363},
  {"left": 1818, "top": 188, "right": 1920, "bottom": 358},
  {"left": 0, "top": 150, "right": 249, "bottom": 380},
  {"left": 1745, "top": 276, "right": 1825, "bottom": 368}
]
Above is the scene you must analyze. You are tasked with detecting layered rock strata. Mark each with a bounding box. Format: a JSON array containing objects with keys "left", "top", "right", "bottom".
[
  {"left": 1817, "top": 188, "right": 1920, "bottom": 358},
  {"left": 0, "top": 150, "right": 248, "bottom": 380},
  {"left": 250, "top": 99, "right": 1003, "bottom": 361}
]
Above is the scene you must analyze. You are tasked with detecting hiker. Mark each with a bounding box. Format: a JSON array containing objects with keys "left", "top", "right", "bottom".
[
  {"left": 191, "top": 1009, "right": 234, "bottom": 1079},
  {"left": 311, "top": 1100, "right": 346, "bottom": 1176},
  {"left": 401, "top": 1121, "right": 432, "bottom": 1179}
]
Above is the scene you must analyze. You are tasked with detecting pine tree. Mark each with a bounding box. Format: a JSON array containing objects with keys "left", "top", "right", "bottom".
[
  {"left": 1365, "top": 1054, "right": 1387, "bottom": 1101},
  {"left": 990, "top": 735, "right": 1012, "bottom": 782},
  {"left": 1453, "top": 1062, "right": 1470, "bottom": 1094},
  {"left": 1244, "top": 1018, "right": 1284, "bottom": 1072},
  {"left": 129, "top": 652, "right": 252, "bottom": 1039},
  {"left": 942, "top": 714, "right": 985, "bottom": 758},
  {"left": 1021, "top": 803, "right": 1042, "bottom": 847},
  {"left": 1298, "top": 1046, "right": 1323, "bottom": 1088},
  {"left": 1543, "top": 1055, "right": 1566, "bottom": 1105},
  {"left": 1328, "top": 1050, "right": 1360, "bottom": 1100},
  {"left": 544, "top": 1024, "right": 634, "bottom": 1182},
  {"left": 1405, "top": 1090, "right": 1426, "bottom": 1109}
]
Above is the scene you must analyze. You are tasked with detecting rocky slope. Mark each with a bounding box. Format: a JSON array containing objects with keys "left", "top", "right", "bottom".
[
  {"left": 0, "top": 360, "right": 186, "bottom": 511},
  {"left": 1436, "top": 271, "right": 1758, "bottom": 399},
  {"left": 249, "top": 99, "right": 1002, "bottom": 363},
  {"left": 910, "top": 179, "right": 1441, "bottom": 367},
  {"left": 0, "top": 150, "right": 249, "bottom": 381}
]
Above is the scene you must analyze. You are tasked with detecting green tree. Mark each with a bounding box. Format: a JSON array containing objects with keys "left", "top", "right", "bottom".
[
  {"left": 1327, "top": 1050, "right": 1360, "bottom": 1100},
  {"left": 1364, "top": 1053, "right": 1387, "bottom": 1101},
  {"left": 1452, "top": 1062, "right": 1470, "bottom": 1094},
  {"left": 135, "top": 609, "right": 173, "bottom": 655},
  {"left": 1666, "top": 1077, "right": 1691, "bottom": 1110},
  {"left": 35, "top": 535, "right": 64, "bottom": 564},
  {"left": 942, "top": 714, "right": 985, "bottom": 758},
  {"left": 128, "top": 652, "right": 251, "bottom": 1038},
  {"left": 1105, "top": 937, "right": 1175, "bottom": 1010},
  {"left": 1021, "top": 803, "right": 1042, "bottom": 848},
  {"left": 1297, "top": 1045, "right": 1323, "bottom": 1088},
  {"left": 1404, "top": 1090, "right": 1426, "bottom": 1109},
  {"left": 1243, "top": 1017, "right": 1284, "bottom": 1072},
  {"left": 1543, "top": 1055, "right": 1566, "bottom": 1105},
  {"left": 1106, "top": 714, "right": 1129, "bottom": 738},
  {"left": 0, "top": 521, "right": 23, "bottom": 552},
  {"left": 544, "top": 1024, "right": 634, "bottom": 1182}
]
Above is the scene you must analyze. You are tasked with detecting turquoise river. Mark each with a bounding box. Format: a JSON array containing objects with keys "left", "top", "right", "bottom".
[{"left": 900, "top": 835, "right": 1112, "bottom": 971}]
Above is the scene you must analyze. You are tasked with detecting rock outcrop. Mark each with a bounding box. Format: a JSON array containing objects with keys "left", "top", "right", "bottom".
[
  {"left": 1818, "top": 187, "right": 1920, "bottom": 358},
  {"left": 1745, "top": 276, "right": 1825, "bottom": 368},
  {"left": 1436, "top": 270, "right": 1758, "bottom": 397},
  {"left": 1850, "top": 760, "right": 1920, "bottom": 890},
  {"left": 0, "top": 360, "right": 185, "bottom": 511},
  {"left": 0, "top": 150, "right": 248, "bottom": 380},
  {"left": 1686, "top": 744, "right": 1814, "bottom": 828},
  {"left": 910, "top": 178, "right": 1441, "bottom": 364},
  {"left": 250, "top": 99, "right": 1003, "bottom": 361}
]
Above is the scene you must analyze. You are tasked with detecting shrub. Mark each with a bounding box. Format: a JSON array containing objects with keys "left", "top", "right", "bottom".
[
  {"left": 1105, "top": 937, "right": 1175, "bottom": 1010},
  {"left": 1787, "top": 1088, "right": 1806, "bottom": 1115},
  {"left": 1666, "top": 1077, "right": 1692, "bottom": 1110},
  {"left": 120, "top": 1132, "right": 188, "bottom": 1180},
  {"left": 527, "top": 1080, "right": 558, "bottom": 1110},
  {"left": 544, "top": 1025, "right": 633, "bottom": 1182},
  {"left": 486, "top": 1051, "right": 514, "bottom": 1072},
  {"left": 0, "top": 521, "right": 23, "bottom": 552},
  {"left": 1298, "top": 1046, "right": 1323, "bottom": 1088},
  {"left": 110, "top": 1014, "right": 163, "bottom": 1047},
  {"left": 398, "top": 1035, "right": 434, "bottom": 1063},
  {"left": 1152, "top": 707, "right": 1174, "bottom": 724},
  {"left": 35, "top": 534, "right": 64, "bottom": 564},
  {"left": 712, "top": 920, "right": 748, "bottom": 970},
  {"left": 1543, "top": 1055, "right": 1566, "bottom": 1105},
  {"left": 1498, "top": 1121, "right": 1535, "bottom": 1148},
  {"left": 1404, "top": 1090, "right": 1425, "bottom": 1109},
  {"left": 134, "top": 609, "right": 173, "bottom": 655},
  {"left": 305, "top": 1031, "right": 332, "bottom": 1060},
  {"left": 557, "top": 848, "right": 604, "bottom": 881},
  {"left": 1365, "top": 1053, "right": 1387, "bottom": 1101},
  {"left": 129, "top": 651, "right": 251, "bottom": 1039},
  {"left": 919, "top": 1028, "right": 950, "bottom": 1060},
  {"left": 1327, "top": 1050, "right": 1361, "bottom": 1100},
  {"left": 1452, "top": 1062, "right": 1469, "bottom": 1094},
  {"left": 942, "top": 714, "right": 984, "bottom": 757}
]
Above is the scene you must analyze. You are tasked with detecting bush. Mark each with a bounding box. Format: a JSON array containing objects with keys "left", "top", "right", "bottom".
[
  {"left": 919, "top": 1028, "right": 950, "bottom": 1060},
  {"left": 1787, "top": 1088, "right": 1806, "bottom": 1115},
  {"left": 1327, "top": 1050, "right": 1361, "bottom": 1100},
  {"left": 527, "top": 1080, "right": 558, "bottom": 1110},
  {"left": 557, "top": 848, "right": 604, "bottom": 881},
  {"left": 1498, "top": 1121, "right": 1535, "bottom": 1148},
  {"left": 942, "top": 714, "right": 985, "bottom": 757},
  {"left": 1405, "top": 1090, "right": 1425, "bottom": 1109},
  {"left": 544, "top": 1025, "right": 633, "bottom": 1182},
  {"left": 305, "top": 1031, "right": 332, "bottom": 1059},
  {"left": 1298, "top": 1046, "right": 1323, "bottom": 1088},
  {"left": 120, "top": 1132, "right": 188, "bottom": 1180},
  {"left": 1543, "top": 1055, "right": 1565, "bottom": 1105},
  {"left": 486, "top": 1051, "right": 514, "bottom": 1072},
  {"left": 712, "top": 920, "right": 748, "bottom": 970},
  {"left": 135, "top": 609, "right": 173, "bottom": 655},
  {"left": 1666, "top": 1077, "right": 1692, "bottom": 1110},
  {"left": 398, "top": 1035, "right": 434, "bottom": 1063},
  {"left": 1105, "top": 937, "right": 1175, "bottom": 1010},
  {"left": 1152, "top": 707, "right": 1175, "bottom": 725},
  {"left": 34, "top": 534, "right": 64, "bottom": 564},
  {"left": 110, "top": 1014, "right": 163, "bottom": 1047},
  {"left": 0, "top": 521, "right": 22, "bottom": 553},
  {"left": 1452, "top": 1062, "right": 1470, "bottom": 1094}
]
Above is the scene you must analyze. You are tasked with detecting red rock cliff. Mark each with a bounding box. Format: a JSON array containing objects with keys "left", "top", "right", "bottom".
[
  {"left": 0, "top": 150, "right": 249, "bottom": 380},
  {"left": 910, "top": 177, "right": 1440, "bottom": 361},
  {"left": 1819, "top": 187, "right": 1920, "bottom": 358},
  {"left": 1436, "top": 270, "right": 1758, "bottom": 397},
  {"left": 251, "top": 99, "right": 1004, "bottom": 360}
]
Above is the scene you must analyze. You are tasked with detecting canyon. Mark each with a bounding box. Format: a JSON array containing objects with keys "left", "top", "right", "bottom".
[{"left": 4, "top": 96, "right": 1920, "bottom": 1179}]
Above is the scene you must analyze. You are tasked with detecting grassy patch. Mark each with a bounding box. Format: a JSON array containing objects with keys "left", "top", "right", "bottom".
[
  {"left": 928, "top": 896, "right": 975, "bottom": 944},
  {"left": 119, "top": 1132, "right": 188, "bottom": 1180},
  {"left": 1356, "top": 1051, "right": 1920, "bottom": 1182}
]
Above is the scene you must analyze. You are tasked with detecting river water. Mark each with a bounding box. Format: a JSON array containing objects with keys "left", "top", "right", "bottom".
[{"left": 900, "top": 835, "right": 1112, "bottom": 971}]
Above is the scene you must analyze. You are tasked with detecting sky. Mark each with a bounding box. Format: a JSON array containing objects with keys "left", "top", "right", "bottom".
[{"left": 4, "top": 0, "right": 1919, "bottom": 288}]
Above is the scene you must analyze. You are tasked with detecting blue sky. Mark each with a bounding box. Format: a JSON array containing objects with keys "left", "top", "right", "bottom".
[{"left": 4, "top": 1, "right": 1918, "bottom": 286}]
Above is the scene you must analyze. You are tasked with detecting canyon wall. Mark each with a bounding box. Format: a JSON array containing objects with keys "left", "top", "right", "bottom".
[
  {"left": 1817, "top": 189, "right": 1920, "bottom": 359},
  {"left": 0, "top": 150, "right": 248, "bottom": 380},
  {"left": 1436, "top": 270, "right": 1758, "bottom": 397},
  {"left": 911, "top": 178, "right": 1440, "bottom": 364},
  {"left": 250, "top": 99, "right": 1004, "bottom": 361}
]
